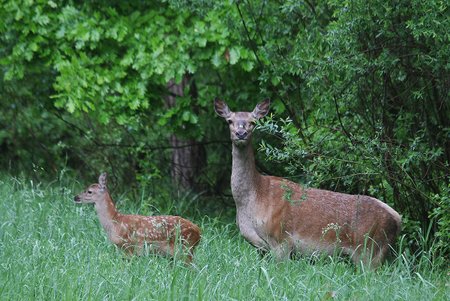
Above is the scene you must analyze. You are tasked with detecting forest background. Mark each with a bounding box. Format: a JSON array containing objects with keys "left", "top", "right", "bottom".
[{"left": 0, "top": 0, "right": 448, "bottom": 261}]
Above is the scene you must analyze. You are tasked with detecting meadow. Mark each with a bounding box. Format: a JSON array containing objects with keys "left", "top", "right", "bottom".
[{"left": 0, "top": 175, "right": 448, "bottom": 300}]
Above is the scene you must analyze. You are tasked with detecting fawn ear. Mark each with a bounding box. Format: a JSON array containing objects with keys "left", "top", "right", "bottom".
[
  {"left": 214, "top": 98, "right": 232, "bottom": 119},
  {"left": 98, "top": 173, "right": 107, "bottom": 191},
  {"left": 252, "top": 99, "right": 270, "bottom": 119}
]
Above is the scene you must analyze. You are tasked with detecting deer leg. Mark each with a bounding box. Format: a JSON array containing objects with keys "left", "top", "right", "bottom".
[
  {"left": 271, "top": 242, "right": 291, "bottom": 261},
  {"left": 121, "top": 243, "right": 135, "bottom": 256},
  {"left": 369, "top": 245, "right": 389, "bottom": 269},
  {"left": 351, "top": 241, "right": 386, "bottom": 269}
]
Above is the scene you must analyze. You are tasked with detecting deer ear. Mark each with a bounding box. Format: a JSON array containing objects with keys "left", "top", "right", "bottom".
[
  {"left": 99, "top": 173, "right": 107, "bottom": 190},
  {"left": 214, "top": 98, "right": 232, "bottom": 119},
  {"left": 252, "top": 99, "right": 270, "bottom": 119}
]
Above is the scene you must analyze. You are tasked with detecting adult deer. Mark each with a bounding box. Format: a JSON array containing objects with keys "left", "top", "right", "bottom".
[
  {"left": 214, "top": 98, "right": 401, "bottom": 268},
  {"left": 74, "top": 173, "right": 201, "bottom": 263}
]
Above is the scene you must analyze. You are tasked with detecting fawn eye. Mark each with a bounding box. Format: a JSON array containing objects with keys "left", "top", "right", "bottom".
[
  {"left": 227, "top": 120, "right": 233, "bottom": 125},
  {"left": 88, "top": 190, "right": 92, "bottom": 194}
]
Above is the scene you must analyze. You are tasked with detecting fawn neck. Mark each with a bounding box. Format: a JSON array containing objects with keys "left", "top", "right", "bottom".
[
  {"left": 94, "top": 192, "right": 119, "bottom": 235},
  {"left": 231, "top": 143, "right": 261, "bottom": 206}
]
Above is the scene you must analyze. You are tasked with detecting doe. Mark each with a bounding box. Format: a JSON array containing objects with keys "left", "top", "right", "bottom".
[
  {"left": 214, "top": 98, "right": 401, "bottom": 268},
  {"left": 74, "top": 173, "right": 201, "bottom": 263}
]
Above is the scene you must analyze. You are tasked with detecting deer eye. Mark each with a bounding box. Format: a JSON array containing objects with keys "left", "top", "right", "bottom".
[
  {"left": 227, "top": 119, "right": 233, "bottom": 125},
  {"left": 88, "top": 190, "right": 92, "bottom": 194}
]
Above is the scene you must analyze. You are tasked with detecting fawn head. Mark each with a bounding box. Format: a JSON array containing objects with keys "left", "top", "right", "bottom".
[
  {"left": 214, "top": 98, "right": 270, "bottom": 147},
  {"left": 74, "top": 173, "right": 108, "bottom": 204}
]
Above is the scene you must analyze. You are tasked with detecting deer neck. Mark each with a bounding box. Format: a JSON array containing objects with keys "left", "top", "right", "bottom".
[
  {"left": 231, "top": 143, "right": 261, "bottom": 207},
  {"left": 94, "top": 192, "right": 119, "bottom": 237}
]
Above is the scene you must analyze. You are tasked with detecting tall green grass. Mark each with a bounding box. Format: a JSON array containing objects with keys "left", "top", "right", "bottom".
[{"left": 0, "top": 175, "right": 448, "bottom": 300}]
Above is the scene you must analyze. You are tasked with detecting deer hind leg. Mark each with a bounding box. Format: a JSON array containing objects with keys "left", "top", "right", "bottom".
[
  {"left": 164, "top": 241, "right": 194, "bottom": 265},
  {"left": 182, "top": 234, "right": 202, "bottom": 265},
  {"left": 176, "top": 240, "right": 197, "bottom": 265},
  {"left": 271, "top": 242, "right": 292, "bottom": 261},
  {"left": 368, "top": 245, "right": 390, "bottom": 269},
  {"left": 172, "top": 230, "right": 198, "bottom": 264},
  {"left": 351, "top": 238, "right": 385, "bottom": 269},
  {"left": 183, "top": 247, "right": 194, "bottom": 265},
  {"left": 183, "top": 237, "right": 199, "bottom": 264},
  {"left": 121, "top": 243, "right": 136, "bottom": 256}
]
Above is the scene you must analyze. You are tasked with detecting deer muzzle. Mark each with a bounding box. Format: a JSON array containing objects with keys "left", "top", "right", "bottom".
[{"left": 236, "top": 130, "right": 248, "bottom": 140}]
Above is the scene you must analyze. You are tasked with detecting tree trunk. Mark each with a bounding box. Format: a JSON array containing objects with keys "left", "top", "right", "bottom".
[{"left": 165, "top": 75, "right": 205, "bottom": 191}]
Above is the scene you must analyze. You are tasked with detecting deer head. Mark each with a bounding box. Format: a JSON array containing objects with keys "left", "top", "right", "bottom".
[
  {"left": 74, "top": 173, "right": 108, "bottom": 204},
  {"left": 214, "top": 98, "right": 270, "bottom": 147}
]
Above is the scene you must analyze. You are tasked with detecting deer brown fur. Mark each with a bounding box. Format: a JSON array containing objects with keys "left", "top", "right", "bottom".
[
  {"left": 74, "top": 173, "right": 201, "bottom": 263},
  {"left": 214, "top": 98, "right": 401, "bottom": 268}
]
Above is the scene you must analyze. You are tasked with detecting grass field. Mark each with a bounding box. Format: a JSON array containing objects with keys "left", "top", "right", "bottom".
[{"left": 0, "top": 175, "right": 448, "bottom": 300}]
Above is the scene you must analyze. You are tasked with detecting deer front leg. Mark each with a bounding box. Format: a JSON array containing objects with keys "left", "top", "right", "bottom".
[{"left": 236, "top": 214, "right": 269, "bottom": 250}]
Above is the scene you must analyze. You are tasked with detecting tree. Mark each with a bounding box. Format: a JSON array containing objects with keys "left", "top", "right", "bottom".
[{"left": 0, "top": 0, "right": 259, "bottom": 189}]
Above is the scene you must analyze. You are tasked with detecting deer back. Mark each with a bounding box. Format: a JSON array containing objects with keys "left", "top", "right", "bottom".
[{"left": 255, "top": 175, "right": 401, "bottom": 253}]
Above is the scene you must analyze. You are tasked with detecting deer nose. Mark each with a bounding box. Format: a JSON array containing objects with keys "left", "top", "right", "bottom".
[
  {"left": 236, "top": 130, "right": 248, "bottom": 139},
  {"left": 74, "top": 196, "right": 80, "bottom": 202}
]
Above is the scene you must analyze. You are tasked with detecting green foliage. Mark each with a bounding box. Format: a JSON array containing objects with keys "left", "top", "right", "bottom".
[
  {"left": 0, "top": 0, "right": 260, "bottom": 186},
  {"left": 0, "top": 0, "right": 260, "bottom": 125},
  {"left": 430, "top": 184, "right": 450, "bottom": 256}
]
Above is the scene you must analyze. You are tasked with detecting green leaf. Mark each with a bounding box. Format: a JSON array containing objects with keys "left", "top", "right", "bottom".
[
  {"left": 66, "top": 99, "right": 75, "bottom": 113},
  {"left": 242, "top": 60, "right": 254, "bottom": 72},
  {"left": 98, "top": 111, "right": 110, "bottom": 124},
  {"left": 229, "top": 47, "right": 240, "bottom": 65},
  {"left": 189, "top": 113, "right": 198, "bottom": 124},
  {"left": 211, "top": 51, "right": 222, "bottom": 67},
  {"left": 116, "top": 114, "right": 127, "bottom": 125},
  {"left": 182, "top": 110, "right": 190, "bottom": 122},
  {"left": 271, "top": 76, "right": 281, "bottom": 86}
]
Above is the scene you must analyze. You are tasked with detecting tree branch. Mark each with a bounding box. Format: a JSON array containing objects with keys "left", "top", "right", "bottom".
[{"left": 235, "top": 1, "right": 263, "bottom": 69}]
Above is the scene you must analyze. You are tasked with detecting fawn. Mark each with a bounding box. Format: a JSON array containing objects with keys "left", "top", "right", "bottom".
[
  {"left": 74, "top": 173, "right": 201, "bottom": 263},
  {"left": 215, "top": 98, "right": 401, "bottom": 268}
]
